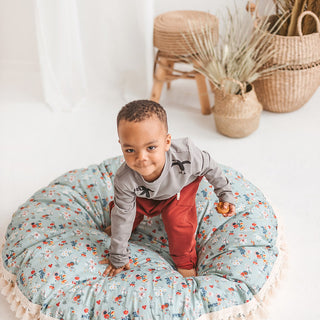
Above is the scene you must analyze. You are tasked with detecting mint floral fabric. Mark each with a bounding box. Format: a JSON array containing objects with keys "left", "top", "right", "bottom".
[{"left": 2, "top": 156, "right": 279, "bottom": 319}]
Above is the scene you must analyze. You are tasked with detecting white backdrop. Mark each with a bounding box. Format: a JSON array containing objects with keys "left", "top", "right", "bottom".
[{"left": 0, "top": 0, "right": 257, "bottom": 111}]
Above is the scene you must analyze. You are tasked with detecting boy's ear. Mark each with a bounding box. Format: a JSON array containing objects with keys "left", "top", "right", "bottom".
[{"left": 165, "top": 134, "right": 171, "bottom": 151}]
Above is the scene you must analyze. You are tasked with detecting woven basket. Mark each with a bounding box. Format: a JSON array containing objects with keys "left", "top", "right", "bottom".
[
  {"left": 254, "top": 11, "right": 320, "bottom": 113},
  {"left": 212, "top": 80, "right": 262, "bottom": 138},
  {"left": 153, "top": 10, "right": 218, "bottom": 56}
]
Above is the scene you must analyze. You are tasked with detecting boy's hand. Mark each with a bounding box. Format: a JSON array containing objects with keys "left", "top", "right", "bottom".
[
  {"left": 99, "top": 258, "right": 130, "bottom": 277},
  {"left": 216, "top": 201, "right": 236, "bottom": 217},
  {"left": 104, "top": 225, "right": 111, "bottom": 236}
]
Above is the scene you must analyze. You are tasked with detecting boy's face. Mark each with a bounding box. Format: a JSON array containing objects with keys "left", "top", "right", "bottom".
[{"left": 118, "top": 116, "right": 171, "bottom": 182}]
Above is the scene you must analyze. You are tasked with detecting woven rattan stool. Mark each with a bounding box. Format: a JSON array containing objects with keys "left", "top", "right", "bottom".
[{"left": 151, "top": 11, "right": 218, "bottom": 115}]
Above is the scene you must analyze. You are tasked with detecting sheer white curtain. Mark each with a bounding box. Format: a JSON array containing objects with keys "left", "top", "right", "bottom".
[
  {"left": 34, "top": 0, "right": 154, "bottom": 112},
  {"left": 34, "top": 0, "right": 87, "bottom": 111}
]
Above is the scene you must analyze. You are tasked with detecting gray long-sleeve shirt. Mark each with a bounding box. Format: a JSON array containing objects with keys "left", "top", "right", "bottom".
[{"left": 109, "top": 137, "right": 234, "bottom": 268}]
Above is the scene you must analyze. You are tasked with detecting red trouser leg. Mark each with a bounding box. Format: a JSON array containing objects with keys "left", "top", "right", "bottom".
[
  {"left": 109, "top": 176, "right": 202, "bottom": 270},
  {"left": 135, "top": 176, "right": 202, "bottom": 270},
  {"left": 161, "top": 176, "right": 202, "bottom": 269}
]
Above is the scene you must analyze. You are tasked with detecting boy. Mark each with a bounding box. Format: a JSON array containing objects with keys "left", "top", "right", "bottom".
[{"left": 99, "top": 100, "right": 235, "bottom": 277}]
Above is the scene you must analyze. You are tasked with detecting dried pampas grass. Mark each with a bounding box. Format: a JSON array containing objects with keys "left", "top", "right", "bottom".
[{"left": 182, "top": 3, "right": 286, "bottom": 96}]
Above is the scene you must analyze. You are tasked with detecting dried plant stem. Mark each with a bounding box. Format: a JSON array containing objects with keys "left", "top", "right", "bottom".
[
  {"left": 272, "top": 0, "right": 292, "bottom": 35},
  {"left": 274, "top": 15, "right": 289, "bottom": 35},
  {"left": 287, "top": 0, "right": 307, "bottom": 35}
]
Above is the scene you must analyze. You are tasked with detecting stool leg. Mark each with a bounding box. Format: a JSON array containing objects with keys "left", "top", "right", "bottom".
[
  {"left": 166, "top": 61, "right": 174, "bottom": 90},
  {"left": 150, "top": 57, "right": 169, "bottom": 103},
  {"left": 195, "top": 72, "right": 211, "bottom": 115}
]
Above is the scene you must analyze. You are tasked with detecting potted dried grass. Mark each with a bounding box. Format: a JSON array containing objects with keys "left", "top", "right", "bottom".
[{"left": 183, "top": 4, "right": 284, "bottom": 138}]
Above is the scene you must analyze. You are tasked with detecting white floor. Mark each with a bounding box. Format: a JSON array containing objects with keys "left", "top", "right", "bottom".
[{"left": 1, "top": 67, "right": 320, "bottom": 319}]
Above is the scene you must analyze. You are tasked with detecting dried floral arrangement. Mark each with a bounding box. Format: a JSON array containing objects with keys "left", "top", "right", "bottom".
[
  {"left": 274, "top": 0, "right": 320, "bottom": 35},
  {"left": 182, "top": 3, "right": 286, "bottom": 96}
]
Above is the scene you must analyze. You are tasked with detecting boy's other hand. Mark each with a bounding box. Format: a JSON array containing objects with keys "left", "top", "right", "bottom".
[
  {"left": 104, "top": 225, "right": 111, "bottom": 236},
  {"left": 99, "top": 258, "right": 130, "bottom": 277},
  {"left": 216, "top": 202, "right": 236, "bottom": 217}
]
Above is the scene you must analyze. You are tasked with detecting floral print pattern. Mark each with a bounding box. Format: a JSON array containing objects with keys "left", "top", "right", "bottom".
[{"left": 2, "top": 156, "right": 279, "bottom": 319}]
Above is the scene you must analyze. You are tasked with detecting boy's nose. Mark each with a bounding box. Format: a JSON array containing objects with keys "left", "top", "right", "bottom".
[{"left": 136, "top": 151, "right": 147, "bottom": 162}]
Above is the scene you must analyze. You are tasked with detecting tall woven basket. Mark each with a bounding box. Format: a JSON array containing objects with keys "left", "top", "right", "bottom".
[
  {"left": 254, "top": 11, "right": 320, "bottom": 113},
  {"left": 212, "top": 80, "right": 262, "bottom": 138}
]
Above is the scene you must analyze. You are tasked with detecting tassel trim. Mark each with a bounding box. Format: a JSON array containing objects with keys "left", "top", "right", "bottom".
[{"left": 0, "top": 240, "right": 55, "bottom": 320}]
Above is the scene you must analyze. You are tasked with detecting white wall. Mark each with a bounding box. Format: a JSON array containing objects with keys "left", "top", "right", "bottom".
[
  {"left": 0, "top": 0, "right": 254, "bottom": 66},
  {"left": 0, "top": 0, "right": 38, "bottom": 65},
  {"left": 0, "top": 0, "right": 273, "bottom": 98},
  {"left": 154, "top": 0, "right": 248, "bottom": 16}
]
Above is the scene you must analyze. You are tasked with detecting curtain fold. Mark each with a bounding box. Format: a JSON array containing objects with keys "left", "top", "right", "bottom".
[
  {"left": 34, "top": 0, "right": 154, "bottom": 111},
  {"left": 34, "top": 0, "right": 87, "bottom": 111}
]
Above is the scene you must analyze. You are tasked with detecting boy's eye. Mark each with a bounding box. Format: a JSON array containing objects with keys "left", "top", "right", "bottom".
[
  {"left": 147, "top": 146, "right": 156, "bottom": 151},
  {"left": 125, "top": 149, "right": 134, "bottom": 153}
]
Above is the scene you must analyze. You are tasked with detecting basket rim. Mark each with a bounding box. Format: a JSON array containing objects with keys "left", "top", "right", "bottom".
[{"left": 258, "top": 13, "right": 320, "bottom": 40}]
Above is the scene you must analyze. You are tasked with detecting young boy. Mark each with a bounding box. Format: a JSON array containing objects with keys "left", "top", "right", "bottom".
[{"left": 99, "top": 100, "right": 235, "bottom": 278}]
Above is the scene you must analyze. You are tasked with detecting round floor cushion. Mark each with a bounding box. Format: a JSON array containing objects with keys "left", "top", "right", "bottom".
[{"left": 0, "top": 156, "right": 285, "bottom": 320}]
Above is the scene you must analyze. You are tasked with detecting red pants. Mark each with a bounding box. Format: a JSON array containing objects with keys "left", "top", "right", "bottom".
[{"left": 110, "top": 176, "right": 202, "bottom": 270}]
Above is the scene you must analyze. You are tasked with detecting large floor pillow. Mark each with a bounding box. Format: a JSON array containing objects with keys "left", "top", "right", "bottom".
[{"left": 0, "top": 156, "right": 286, "bottom": 320}]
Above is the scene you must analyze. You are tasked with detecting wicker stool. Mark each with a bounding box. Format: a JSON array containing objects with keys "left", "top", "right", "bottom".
[{"left": 151, "top": 11, "right": 218, "bottom": 115}]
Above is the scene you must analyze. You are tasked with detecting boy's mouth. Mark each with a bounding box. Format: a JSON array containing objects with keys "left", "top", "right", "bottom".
[
  {"left": 135, "top": 162, "right": 150, "bottom": 169},
  {"left": 136, "top": 165, "right": 150, "bottom": 170}
]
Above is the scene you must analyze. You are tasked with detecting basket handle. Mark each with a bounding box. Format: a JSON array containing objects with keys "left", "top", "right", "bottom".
[
  {"left": 297, "top": 11, "right": 320, "bottom": 37},
  {"left": 221, "top": 78, "right": 246, "bottom": 98}
]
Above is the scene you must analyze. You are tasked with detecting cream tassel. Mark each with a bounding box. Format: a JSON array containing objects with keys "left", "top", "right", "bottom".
[
  {"left": 16, "top": 304, "right": 26, "bottom": 318},
  {"left": 22, "top": 313, "right": 30, "bottom": 320},
  {"left": 6, "top": 287, "right": 15, "bottom": 303},
  {"left": 22, "top": 311, "right": 35, "bottom": 320},
  {"left": 10, "top": 298, "right": 20, "bottom": 312},
  {"left": 0, "top": 277, "right": 8, "bottom": 288},
  {"left": 22, "top": 312, "right": 36, "bottom": 320},
  {"left": 1, "top": 280, "right": 13, "bottom": 295},
  {"left": 257, "top": 304, "right": 269, "bottom": 319}
]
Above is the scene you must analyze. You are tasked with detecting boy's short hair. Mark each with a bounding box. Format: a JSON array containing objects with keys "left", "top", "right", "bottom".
[{"left": 117, "top": 100, "right": 168, "bottom": 132}]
